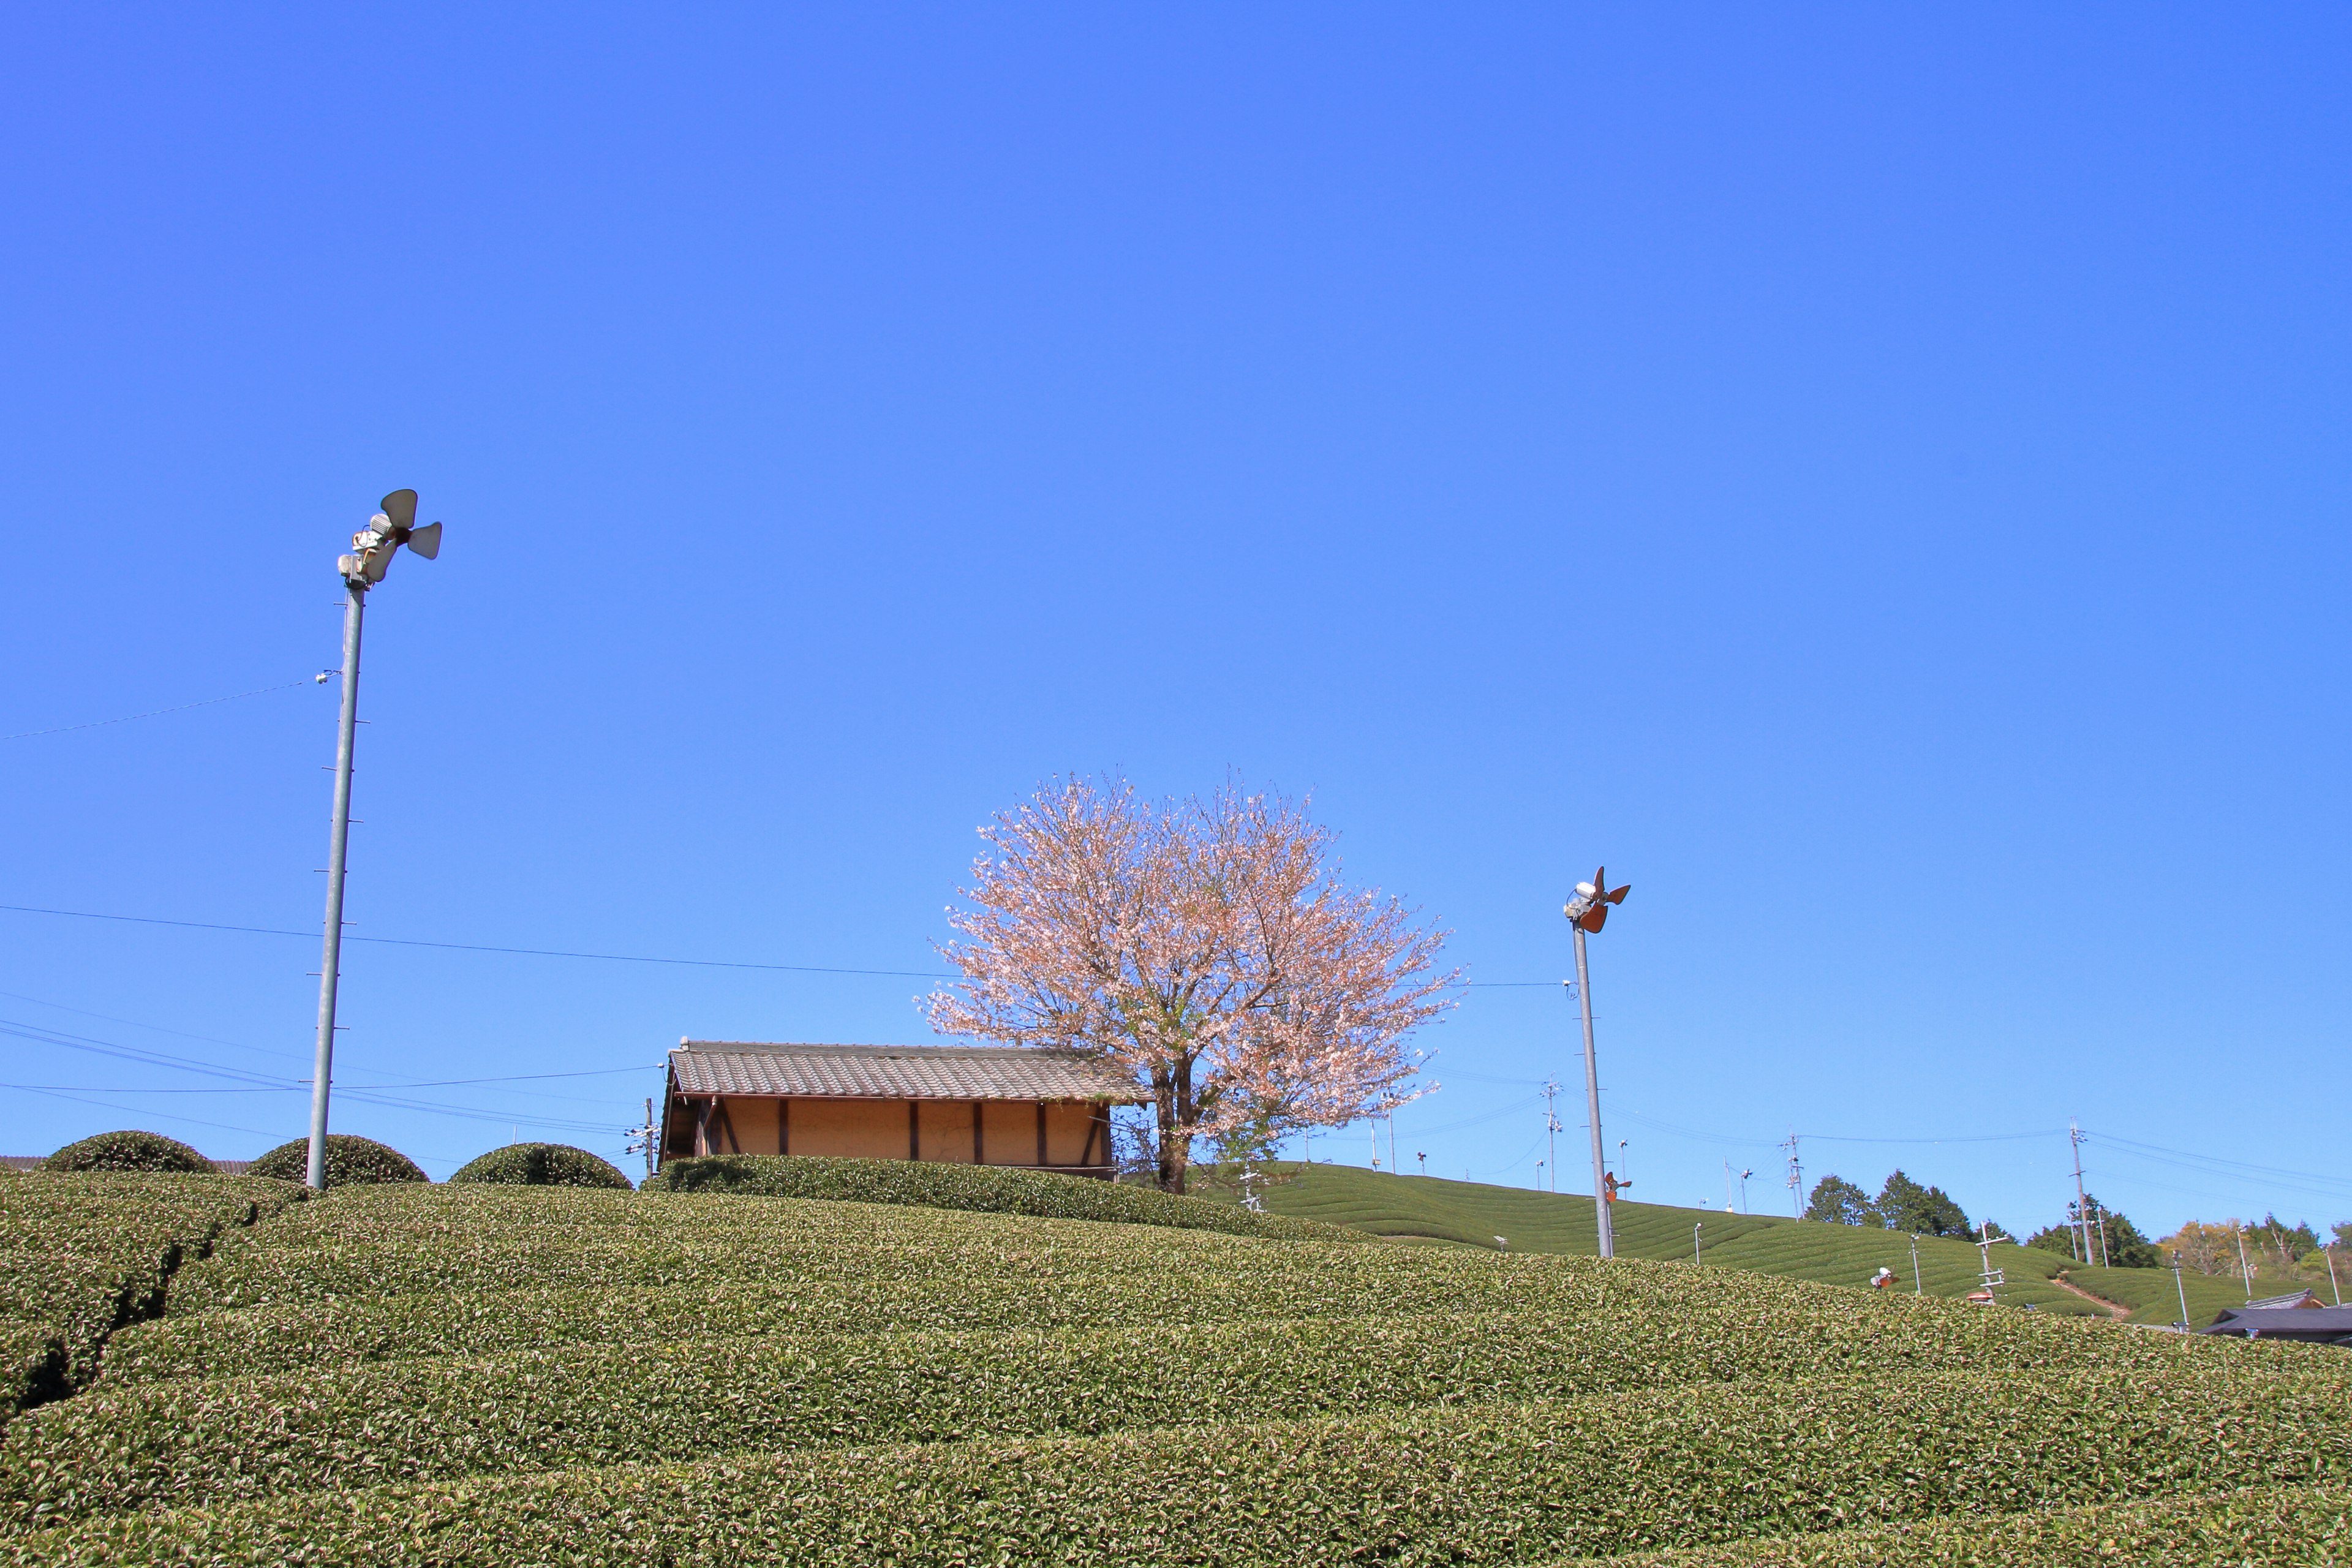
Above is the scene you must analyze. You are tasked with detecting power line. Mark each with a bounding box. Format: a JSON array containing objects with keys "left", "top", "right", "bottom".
[
  {"left": 0, "top": 902, "right": 1575, "bottom": 987},
  {"left": 0, "top": 1015, "right": 650, "bottom": 1135},
  {"left": 2084, "top": 1128, "right": 2352, "bottom": 1194},
  {"left": 0, "top": 903, "right": 951, "bottom": 977},
  {"left": 0, "top": 679, "right": 320, "bottom": 742}
]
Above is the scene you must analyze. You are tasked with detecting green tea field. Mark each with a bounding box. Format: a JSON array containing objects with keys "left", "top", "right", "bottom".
[
  {"left": 3, "top": 1158, "right": 2348, "bottom": 1565},
  {"left": 1235, "top": 1163, "right": 2315, "bottom": 1327}
]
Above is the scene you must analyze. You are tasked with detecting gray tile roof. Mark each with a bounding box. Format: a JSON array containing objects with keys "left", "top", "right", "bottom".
[{"left": 671, "top": 1041, "right": 1145, "bottom": 1102}]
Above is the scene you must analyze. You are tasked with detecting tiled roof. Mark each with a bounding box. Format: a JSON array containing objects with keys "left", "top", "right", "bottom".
[
  {"left": 1, "top": 1155, "right": 252, "bottom": 1174},
  {"left": 671, "top": 1041, "right": 1145, "bottom": 1102}
]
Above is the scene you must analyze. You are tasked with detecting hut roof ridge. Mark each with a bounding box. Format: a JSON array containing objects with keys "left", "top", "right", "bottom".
[{"left": 669, "top": 1039, "right": 1144, "bottom": 1102}]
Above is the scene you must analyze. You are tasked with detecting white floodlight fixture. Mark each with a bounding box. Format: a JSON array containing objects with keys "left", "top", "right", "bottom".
[
  {"left": 337, "top": 489, "right": 445, "bottom": 587},
  {"left": 1562, "top": 867, "right": 1630, "bottom": 933}
]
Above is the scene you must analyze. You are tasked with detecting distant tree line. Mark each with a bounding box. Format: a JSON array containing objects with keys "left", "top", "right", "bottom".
[
  {"left": 1807, "top": 1172, "right": 2350, "bottom": 1278},
  {"left": 2026, "top": 1194, "right": 2162, "bottom": 1268},
  {"left": 2161, "top": 1215, "right": 2346, "bottom": 1280},
  {"left": 1803, "top": 1170, "right": 1976, "bottom": 1238}
]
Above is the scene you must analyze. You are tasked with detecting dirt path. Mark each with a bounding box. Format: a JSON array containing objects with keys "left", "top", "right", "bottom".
[{"left": 2051, "top": 1272, "right": 2132, "bottom": 1319}]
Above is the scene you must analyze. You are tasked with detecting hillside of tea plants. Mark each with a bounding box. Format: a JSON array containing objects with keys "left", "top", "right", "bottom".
[
  {"left": 2, "top": 1156, "right": 2348, "bottom": 1565},
  {"left": 1235, "top": 1163, "right": 2312, "bottom": 1328}
]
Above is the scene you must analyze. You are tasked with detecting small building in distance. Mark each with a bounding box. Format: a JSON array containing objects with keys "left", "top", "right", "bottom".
[
  {"left": 2199, "top": 1303, "right": 2352, "bottom": 1346},
  {"left": 659, "top": 1039, "right": 1142, "bottom": 1178}
]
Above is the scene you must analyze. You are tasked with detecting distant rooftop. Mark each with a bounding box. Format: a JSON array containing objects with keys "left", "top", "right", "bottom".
[
  {"left": 1, "top": 1156, "right": 254, "bottom": 1174},
  {"left": 669, "top": 1041, "right": 1144, "bottom": 1102}
]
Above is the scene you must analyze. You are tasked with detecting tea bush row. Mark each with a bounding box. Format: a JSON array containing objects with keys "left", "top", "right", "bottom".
[
  {"left": 12, "top": 1370, "right": 2347, "bottom": 1565},
  {"left": 0, "top": 1175, "right": 300, "bottom": 1259},
  {"left": 0, "top": 1176, "right": 301, "bottom": 1417},
  {"left": 165, "top": 1222, "right": 1262, "bottom": 1311},
  {"left": 1583, "top": 1482, "right": 2351, "bottom": 1567},
  {"left": 647, "top": 1155, "right": 1363, "bottom": 1243},
  {"left": 33, "top": 1305, "right": 2332, "bottom": 1521},
  {"left": 110, "top": 1246, "right": 2326, "bottom": 1390},
  {"left": 162, "top": 1185, "right": 1406, "bottom": 1313},
  {"left": 205, "top": 1182, "right": 1290, "bottom": 1250}
]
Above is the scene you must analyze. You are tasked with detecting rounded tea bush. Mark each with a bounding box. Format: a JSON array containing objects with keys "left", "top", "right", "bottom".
[
  {"left": 44, "top": 1129, "right": 216, "bottom": 1174},
  {"left": 448, "top": 1143, "right": 631, "bottom": 1189},
  {"left": 248, "top": 1134, "right": 426, "bottom": 1187}
]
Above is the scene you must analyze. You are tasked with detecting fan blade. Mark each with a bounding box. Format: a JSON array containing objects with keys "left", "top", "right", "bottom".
[
  {"left": 405, "top": 521, "right": 442, "bottom": 560},
  {"left": 1605, "top": 884, "right": 1629, "bottom": 905},
  {"left": 380, "top": 489, "right": 418, "bottom": 529},
  {"left": 1585, "top": 905, "right": 1608, "bottom": 932}
]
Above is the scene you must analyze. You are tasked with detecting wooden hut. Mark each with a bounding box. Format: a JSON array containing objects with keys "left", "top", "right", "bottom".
[{"left": 659, "top": 1040, "right": 1142, "bottom": 1177}]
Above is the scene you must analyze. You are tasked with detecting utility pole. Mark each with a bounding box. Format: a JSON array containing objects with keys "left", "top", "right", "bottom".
[
  {"left": 1692, "top": 1221, "right": 1702, "bottom": 1264},
  {"left": 1739, "top": 1167, "right": 1753, "bottom": 1215},
  {"left": 2171, "top": 1253, "right": 2192, "bottom": 1330},
  {"left": 1910, "top": 1234, "right": 1922, "bottom": 1294},
  {"left": 1722, "top": 1159, "right": 1735, "bottom": 1213},
  {"left": 2326, "top": 1243, "right": 2342, "bottom": 1307},
  {"left": 1562, "top": 868, "right": 1630, "bottom": 1260},
  {"left": 2068, "top": 1121, "right": 2091, "bottom": 1264},
  {"left": 625, "top": 1097, "right": 658, "bottom": 1180},
  {"left": 1975, "top": 1221, "right": 2005, "bottom": 1303},
  {"left": 1784, "top": 1133, "right": 1803, "bottom": 1218},
  {"left": 306, "top": 490, "right": 441, "bottom": 1193},
  {"left": 1542, "top": 1079, "right": 1560, "bottom": 1193},
  {"left": 2234, "top": 1223, "right": 2253, "bottom": 1302}
]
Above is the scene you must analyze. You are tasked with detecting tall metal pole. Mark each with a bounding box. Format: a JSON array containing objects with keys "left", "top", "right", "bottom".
[
  {"left": 307, "top": 580, "right": 366, "bottom": 1191},
  {"left": 2069, "top": 1121, "right": 2090, "bottom": 1264},
  {"left": 1544, "top": 1080, "right": 1558, "bottom": 1193},
  {"left": 2171, "top": 1255, "right": 2191, "bottom": 1329},
  {"left": 1572, "top": 925, "right": 1612, "bottom": 1259}
]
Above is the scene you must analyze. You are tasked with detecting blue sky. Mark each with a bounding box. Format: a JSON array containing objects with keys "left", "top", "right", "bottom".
[{"left": 2, "top": 6, "right": 2344, "bottom": 1235}]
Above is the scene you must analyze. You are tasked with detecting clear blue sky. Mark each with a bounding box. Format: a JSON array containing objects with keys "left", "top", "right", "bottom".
[{"left": 2, "top": 7, "right": 2344, "bottom": 1237}]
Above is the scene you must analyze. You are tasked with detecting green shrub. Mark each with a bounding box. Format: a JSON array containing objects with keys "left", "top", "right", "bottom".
[
  {"left": 447, "top": 1144, "right": 631, "bottom": 1189},
  {"left": 0, "top": 1326, "right": 65, "bottom": 1429},
  {"left": 0, "top": 1176, "right": 301, "bottom": 1422},
  {"left": 111, "top": 1233, "right": 2342, "bottom": 1390},
  {"left": 245, "top": 1135, "right": 424, "bottom": 1188},
  {"left": 0, "top": 1174, "right": 298, "bottom": 1257},
  {"left": 15, "top": 1371, "right": 2351, "bottom": 1562},
  {"left": 1589, "top": 1483, "right": 2352, "bottom": 1566},
  {"left": 42, "top": 1132, "right": 213, "bottom": 1175},
  {"left": 25, "top": 1298, "right": 2340, "bottom": 1521},
  {"left": 647, "top": 1155, "right": 1362, "bottom": 1242},
  {"left": 108, "top": 1254, "right": 1642, "bottom": 1382},
  {"left": 161, "top": 1188, "right": 1327, "bottom": 1312}
]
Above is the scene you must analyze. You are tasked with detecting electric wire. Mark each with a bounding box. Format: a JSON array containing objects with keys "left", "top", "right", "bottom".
[
  {"left": 0, "top": 903, "right": 1572, "bottom": 986},
  {"left": 0, "top": 679, "right": 318, "bottom": 742},
  {"left": 0, "top": 903, "right": 952, "bottom": 978}
]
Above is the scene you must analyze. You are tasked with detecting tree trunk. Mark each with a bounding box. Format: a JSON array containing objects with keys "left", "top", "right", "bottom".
[{"left": 1153, "top": 1057, "right": 1197, "bottom": 1194}]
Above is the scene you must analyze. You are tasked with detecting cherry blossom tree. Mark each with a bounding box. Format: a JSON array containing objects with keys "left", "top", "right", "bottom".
[{"left": 925, "top": 775, "right": 1457, "bottom": 1193}]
